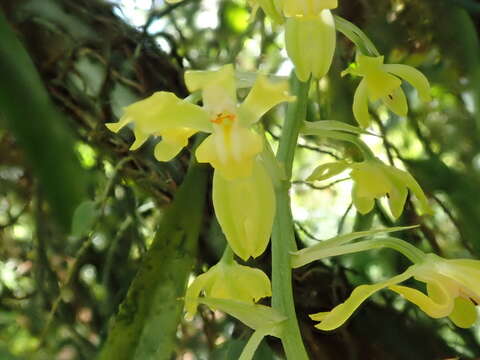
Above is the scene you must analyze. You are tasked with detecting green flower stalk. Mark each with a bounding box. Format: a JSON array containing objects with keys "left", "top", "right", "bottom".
[
  {"left": 342, "top": 54, "right": 431, "bottom": 127},
  {"left": 106, "top": 64, "right": 293, "bottom": 260},
  {"left": 307, "top": 157, "right": 432, "bottom": 218}
]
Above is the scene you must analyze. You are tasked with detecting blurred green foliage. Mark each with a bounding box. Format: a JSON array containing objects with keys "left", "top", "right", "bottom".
[{"left": 1, "top": 0, "right": 480, "bottom": 359}]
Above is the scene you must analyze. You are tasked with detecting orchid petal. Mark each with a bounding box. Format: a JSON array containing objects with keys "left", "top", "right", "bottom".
[
  {"left": 285, "top": 11, "right": 336, "bottom": 82},
  {"left": 196, "top": 128, "right": 263, "bottom": 179},
  {"left": 122, "top": 92, "right": 211, "bottom": 133},
  {"left": 354, "top": 55, "right": 401, "bottom": 101},
  {"left": 105, "top": 115, "right": 132, "bottom": 133},
  {"left": 382, "top": 87, "right": 408, "bottom": 117},
  {"left": 449, "top": 297, "right": 478, "bottom": 328},
  {"left": 184, "top": 272, "right": 212, "bottom": 319},
  {"left": 313, "top": 266, "right": 417, "bottom": 330},
  {"left": 212, "top": 161, "right": 275, "bottom": 260},
  {"left": 352, "top": 79, "right": 370, "bottom": 128},
  {"left": 154, "top": 128, "right": 197, "bottom": 161},
  {"left": 389, "top": 166, "right": 432, "bottom": 216},
  {"left": 383, "top": 64, "right": 432, "bottom": 102},
  {"left": 185, "top": 64, "right": 237, "bottom": 114},
  {"left": 389, "top": 282, "right": 454, "bottom": 319},
  {"left": 352, "top": 183, "right": 375, "bottom": 215},
  {"left": 239, "top": 75, "right": 294, "bottom": 126}
]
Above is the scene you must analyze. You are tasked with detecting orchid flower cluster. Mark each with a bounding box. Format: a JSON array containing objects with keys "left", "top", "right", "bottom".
[{"left": 106, "top": 0, "right": 480, "bottom": 358}]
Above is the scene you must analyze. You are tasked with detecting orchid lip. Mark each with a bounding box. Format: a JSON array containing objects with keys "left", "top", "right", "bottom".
[{"left": 211, "top": 112, "right": 236, "bottom": 125}]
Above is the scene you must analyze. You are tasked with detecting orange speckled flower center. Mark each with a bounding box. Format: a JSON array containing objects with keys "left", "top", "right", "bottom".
[{"left": 211, "top": 112, "right": 236, "bottom": 125}]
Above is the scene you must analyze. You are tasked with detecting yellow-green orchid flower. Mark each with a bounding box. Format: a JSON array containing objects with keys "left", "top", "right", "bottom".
[
  {"left": 250, "top": 0, "right": 337, "bottom": 81},
  {"left": 184, "top": 249, "right": 272, "bottom": 319},
  {"left": 106, "top": 64, "right": 293, "bottom": 180},
  {"left": 307, "top": 158, "right": 431, "bottom": 218},
  {"left": 311, "top": 253, "right": 480, "bottom": 330},
  {"left": 285, "top": 9, "right": 336, "bottom": 82},
  {"left": 342, "top": 54, "right": 431, "bottom": 127},
  {"left": 213, "top": 159, "right": 276, "bottom": 260}
]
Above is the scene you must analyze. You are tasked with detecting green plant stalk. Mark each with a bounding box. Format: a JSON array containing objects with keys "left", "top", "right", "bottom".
[
  {"left": 98, "top": 161, "right": 208, "bottom": 360},
  {"left": 271, "top": 76, "right": 310, "bottom": 359}
]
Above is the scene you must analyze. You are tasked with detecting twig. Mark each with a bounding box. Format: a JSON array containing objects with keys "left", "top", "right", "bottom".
[{"left": 294, "top": 221, "right": 322, "bottom": 242}]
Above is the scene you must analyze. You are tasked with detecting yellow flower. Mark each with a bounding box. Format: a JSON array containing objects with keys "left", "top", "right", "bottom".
[
  {"left": 213, "top": 159, "right": 276, "bottom": 260},
  {"left": 106, "top": 64, "right": 293, "bottom": 180},
  {"left": 285, "top": 9, "right": 336, "bottom": 82},
  {"left": 307, "top": 158, "right": 431, "bottom": 218},
  {"left": 311, "top": 253, "right": 480, "bottom": 330},
  {"left": 250, "top": 0, "right": 337, "bottom": 81},
  {"left": 342, "top": 54, "right": 431, "bottom": 127},
  {"left": 184, "top": 257, "right": 272, "bottom": 319}
]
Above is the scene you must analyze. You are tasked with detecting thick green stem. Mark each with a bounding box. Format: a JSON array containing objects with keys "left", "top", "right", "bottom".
[{"left": 271, "top": 76, "right": 310, "bottom": 359}]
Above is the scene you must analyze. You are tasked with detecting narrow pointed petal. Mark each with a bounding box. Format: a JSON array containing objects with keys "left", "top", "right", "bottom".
[
  {"left": 212, "top": 161, "right": 275, "bottom": 260},
  {"left": 352, "top": 79, "right": 370, "bottom": 128},
  {"left": 382, "top": 87, "right": 408, "bottom": 117},
  {"left": 314, "top": 267, "right": 417, "bottom": 330},
  {"left": 385, "top": 169, "right": 408, "bottom": 219},
  {"left": 449, "top": 297, "right": 478, "bottom": 328},
  {"left": 105, "top": 115, "right": 132, "bottom": 133},
  {"left": 389, "top": 282, "right": 454, "bottom": 319},
  {"left": 123, "top": 92, "right": 211, "bottom": 133},
  {"left": 307, "top": 161, "right": 350, "bottom": 181},
  {"left": 154, "top": 128, "right": 196, "bottom": 161},
  {"left": 238, "top": 75, "right": 294, "bottom": 126},
  {"left": 389, "top": 167, "right": 432, "bottom": 216},
  {"left": 130, "top": 128, "right": 150, "bottom": 150},
  {"left": 185, "top": 64, "right": 237, "bottom": 114},
  {"left": 383, "top": 64, "right": 432, "bottom": 102}
]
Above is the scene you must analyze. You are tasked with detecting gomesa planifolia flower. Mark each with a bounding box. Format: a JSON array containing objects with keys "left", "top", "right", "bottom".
[
  {"left": 307, "top": 158, "right": 431, "bottom": 219},
  {"left": 249, "top": 0, "right": 337, "bottom": 82},
  {"left": 342, "top": 53, "right": 431, "bottom": 128},
  {"left": 106, "top": 64, "right": 293, "bottom": 260},
  {"left": 184, "top": 252, "right": 272, "bottom": 319},
  {"left": 283, "top": 0, "right": 337, "bottom": 82},
  {"left": 311, "top": 253, "right": 480, "bottom": 330}
]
